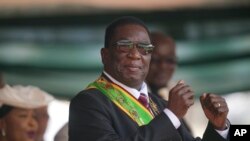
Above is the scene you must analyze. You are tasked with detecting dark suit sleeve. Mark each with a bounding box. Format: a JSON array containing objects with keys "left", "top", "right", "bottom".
[
  {"left": 201, "top": 122, "right": 229, "bottom": 141},
  {"left": 69, "top": 91, "right": 119, "bottom": 141},
  {"left": 69, "top": 90, "right": 229, "bottom": 141},
  {"left": 176, "top": 119, "right": 229, "bottom": 141}
]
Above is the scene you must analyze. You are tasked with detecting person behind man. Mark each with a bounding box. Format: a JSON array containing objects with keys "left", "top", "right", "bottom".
[
  {"left": 146, "top": 31, "right": 177, "bottom": 100},
  {"left": 146, "top": 31, "right": 192, "bottom": 133},
  {"left": 69, "top": 16, "right": 230, "bottom": 141},
  {"left": 0, "top": 84, "right": 54, "bottom": 141}
]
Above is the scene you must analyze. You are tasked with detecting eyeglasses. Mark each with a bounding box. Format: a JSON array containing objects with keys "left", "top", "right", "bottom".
[{"left": 113, "top": 40, "right": 154, "bottom": 55}]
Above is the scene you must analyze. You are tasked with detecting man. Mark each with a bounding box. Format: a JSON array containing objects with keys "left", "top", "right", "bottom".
[
  {"left": 146, "top": 31, "right": 192, "bottom": 133},
  {"left": 69, "top": 16, "right": 229, "bottom": 141},
  {"left": 146, "top": 31, "right": 177, "bottom": 100}
]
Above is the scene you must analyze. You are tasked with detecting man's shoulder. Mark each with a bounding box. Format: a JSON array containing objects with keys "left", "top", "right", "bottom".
[
  {"left": 70, "top": 88, "right": 111, "bottom": 106},
  {"left": 71, "top": 88, "right": 103, "bottom": 103},
  {"left": 72, "top": 88, "right": 102, "bottom": 99},
  {"left": 79, "top": 88, "right": 101, "bottom": 95},
  {"left": 69, "top": 88, "right": 119, "bottom": 116}
]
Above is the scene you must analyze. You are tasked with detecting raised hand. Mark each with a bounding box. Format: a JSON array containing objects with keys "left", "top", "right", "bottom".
[
  {"left": 167, "top": 80, "right": 194, "bottom": 119},
  {"left": 200, "top": 93, "right": 229, "bottom": 130}
]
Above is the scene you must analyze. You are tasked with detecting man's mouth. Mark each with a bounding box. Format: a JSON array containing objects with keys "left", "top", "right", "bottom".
[{"left": 126, "top": 65, "right": 141, "bottom": 72}]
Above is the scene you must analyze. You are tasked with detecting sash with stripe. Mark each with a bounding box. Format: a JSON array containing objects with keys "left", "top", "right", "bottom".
[{"left": 86, "top": 76, "right": 154, "bottom": 126}]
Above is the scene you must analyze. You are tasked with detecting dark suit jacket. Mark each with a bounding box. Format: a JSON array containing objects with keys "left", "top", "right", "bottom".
[{"left": 69, "top": 88, "right": 229, "bottom": 141}]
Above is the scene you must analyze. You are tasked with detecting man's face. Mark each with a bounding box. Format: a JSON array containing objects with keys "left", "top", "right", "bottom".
[
  {"left": 146, "top": 36, "right": 176, "bottom": 89},
  {"left": 102, "top": 24, "right": 152, "bottom": 89}
]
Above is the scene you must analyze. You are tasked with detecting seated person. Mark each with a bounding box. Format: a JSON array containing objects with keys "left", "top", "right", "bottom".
[{"left": 0, "top": 84, "right": 54, "bottom": 141}]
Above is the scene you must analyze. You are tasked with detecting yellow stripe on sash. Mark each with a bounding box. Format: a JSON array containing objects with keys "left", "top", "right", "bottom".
[{"left": 86, "top": 76, "right": 153, "bottom": 126}]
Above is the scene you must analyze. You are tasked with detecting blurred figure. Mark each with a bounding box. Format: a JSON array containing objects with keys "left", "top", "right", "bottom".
[
  {"left": 146, "top": 31, "right": 192, "bottom": 133},
  {"left": 34, "top": 106, "right": 48, "bottom": 141},
  {"left": 34, "top": 106, "right": 51, "bottom": 141},
  {"left": 146, "top": 31, "right": 177, "bottom": 100},
  {"left": 54, "top": 123, "right": 68, "bottom": 141},
  {"left": 0, "top": 73, "right": 4, "bottom": 88},
  {"left": 32, "top": 82, "right": 54, "bottom": 141},
  {"left": 0, "top": 85, "right": 54, "bottom": 141}
]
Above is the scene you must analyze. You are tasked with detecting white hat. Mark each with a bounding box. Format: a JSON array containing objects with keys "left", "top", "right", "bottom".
[{"left": 0, "top": 85, "right": 54, "bottom": 109}]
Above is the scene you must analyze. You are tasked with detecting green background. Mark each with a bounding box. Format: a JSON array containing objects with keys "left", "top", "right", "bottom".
[{"left": 1, "top": 7, "right": 250, "bottom": 99}]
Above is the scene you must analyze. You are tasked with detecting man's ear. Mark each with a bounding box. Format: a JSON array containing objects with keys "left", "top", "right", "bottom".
[{"left": 101, "top": 47, "right": 109, "bottom": 65}]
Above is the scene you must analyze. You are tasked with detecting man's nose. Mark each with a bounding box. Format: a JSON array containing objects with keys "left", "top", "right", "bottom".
[{"left": 127, "top": 45, "right": 141, "bottom": 59}]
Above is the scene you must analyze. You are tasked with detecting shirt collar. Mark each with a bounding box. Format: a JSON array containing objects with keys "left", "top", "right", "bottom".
[{"left": 103, "top": 71, "right": 148, "bottom": 100}]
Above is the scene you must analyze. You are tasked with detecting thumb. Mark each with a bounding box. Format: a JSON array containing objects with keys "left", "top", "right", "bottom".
[
  {"left": 177, "top": 80, "right": 185, "bottom": 84},
  {"left": 200, "top": 93, "right": 207, "bottom": 107}
]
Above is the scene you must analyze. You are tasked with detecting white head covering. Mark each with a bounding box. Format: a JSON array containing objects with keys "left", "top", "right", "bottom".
[{"left": 0, "top": 84, "right": 54, "bottom": 109}]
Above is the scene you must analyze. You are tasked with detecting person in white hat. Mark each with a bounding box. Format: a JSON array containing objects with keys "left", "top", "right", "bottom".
[{"left": 0, "top": 84, "right": 54, "bottom": 141}]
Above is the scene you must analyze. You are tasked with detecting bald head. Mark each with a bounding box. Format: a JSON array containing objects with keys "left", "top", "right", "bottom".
[
  {"left": 150, "top": 32, "right": 175, "bottom": 50},
  {"left": 104, "top": 16, "right": 150, "bottom": 48}
]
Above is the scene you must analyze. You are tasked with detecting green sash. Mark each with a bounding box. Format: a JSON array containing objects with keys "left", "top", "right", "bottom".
[{"left": 86, "top": 76, "right": 153, "bottom": 126}]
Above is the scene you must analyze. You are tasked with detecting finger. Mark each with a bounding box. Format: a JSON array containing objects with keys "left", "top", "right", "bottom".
[
  {"left": 206, "top": 94, "right": 226, "bottom": 108},
  {"left": 200, "top": 93, "right": 207, "bottom": 105},
  {"left": 170, "top": 83, "right": 191, "bottom": 95},
  {"left": 200, "top": 93, "right": 214, "bottom": 109},
  {"left": 177, "top": 80, "right": 185, "bottom": 84},
  {"left": 170, "top": 83, "right": 186, "bottom": 94},
  {"left": 213, "top": 104, "right": 229, "bottom": 116},
  {"left": 179, "top": 92, "right": 194, "bottom": 108},
  {"left": 213, "top": 100, "right": 228, "bottom": 112},
  {"left": 184, "top": 93, "right": 195, "bottom": 104},
  {"left": 205, "top": 93, "right": 226, "bottom": 101},
  {"left": 178, "top": 86, "right": 193, "bottom": 96},
  {"left": 202, "top": 93, "right": 227, "bottom": 113},
  {"left": 182, "top": 91, "right": 194, "bottom": 100},
  {"left": 172, "top": 80, "right": 185, "bottom": 89},
  {"left": 186, "top": 99, "right": 195, "bottom": 108},
  {"left": 217, "top": 106, "right": 229, "bottom": 114},
  {"left": 183, "top": 100, "right": 195, "bottom": 109},
  {"left": 212, "top": 99, "right": 226, "bottom": 108}
]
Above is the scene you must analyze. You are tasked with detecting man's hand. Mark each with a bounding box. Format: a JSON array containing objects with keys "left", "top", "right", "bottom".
[
  {"left": 167, "top": 80, "right": 194, "bottom": 119},
  {"left": 200, "top": 93, "right": 229, "bottom": 130}
]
